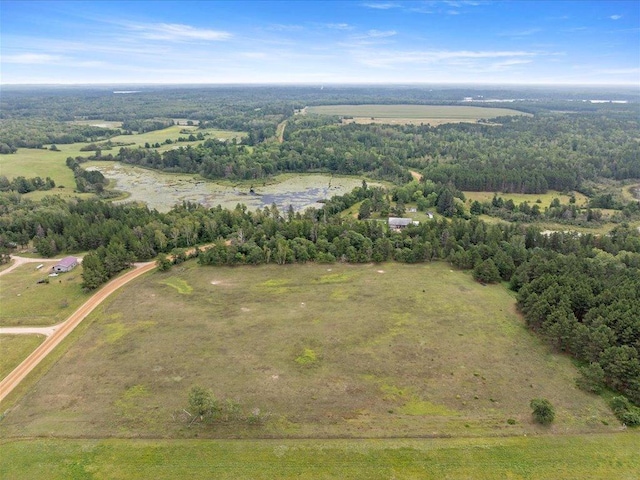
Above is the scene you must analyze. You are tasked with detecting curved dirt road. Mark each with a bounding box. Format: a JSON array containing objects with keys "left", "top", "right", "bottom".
[{"left": 0, "top": 262, "right": 155, "bottom": 403}]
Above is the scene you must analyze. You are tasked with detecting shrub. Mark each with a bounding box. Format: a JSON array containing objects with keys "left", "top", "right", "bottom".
[{"left": 530, "top": 398, "right": 555, "bottom": 425}]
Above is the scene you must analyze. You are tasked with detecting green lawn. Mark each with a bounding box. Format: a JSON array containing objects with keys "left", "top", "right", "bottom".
[
  {"left": 0, "top": 334, "right": 45, "bottom": 379},
  {"left": 1, "top": 434, "right": 638, "bottom": 480},
  {"left": 0, "top": 262, "right": 89, "bottom": 326},
  {"left": 0, "top": 261, "right": 618, "bottom": 439}
]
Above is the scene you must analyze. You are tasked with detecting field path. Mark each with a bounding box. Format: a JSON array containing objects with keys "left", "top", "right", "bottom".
[
  {"left": 0, "top": 261, "right": 155, "bottom": 403},
  {"left": 276, "top": 120, "right": 287, "bottom": 143}
]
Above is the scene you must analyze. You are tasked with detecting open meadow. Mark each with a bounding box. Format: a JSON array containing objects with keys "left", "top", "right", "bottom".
[
  {"left": 463, "top": 190, "right": 590, "bottom": 209},
  {"left": 0, "top": 124, "right": 245, "bottom": 200},
  {"left": 1, "top": 433, "right": 638, "bottom": 480},
  {"left": 0, "top": 261, "right": 619, "bottom": 440},
  {"left": 0, "top": 262, "right": 89, "bottom": 327},
  {"left": 306, "top": 104, "right": 531, "bottom": 125},
  {"left": 0, "top": 334, "right": 45, "bottom": 379}
]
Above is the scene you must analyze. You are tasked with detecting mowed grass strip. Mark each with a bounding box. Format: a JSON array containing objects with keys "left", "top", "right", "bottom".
[
  {"left": 0, "top": 434, "right": 638, "bottom": 480},
  {"left": 0, "top": 261, "right": 619, "bottom": 439},
  {"left": 0, "top": 263, "right": 89, "bottom": 326},
  {"left": 307, "top": 104, "right": 530, "bottom": 120},
  {"left": 0, "top": 334, "right": 45, "bottom": 379}
]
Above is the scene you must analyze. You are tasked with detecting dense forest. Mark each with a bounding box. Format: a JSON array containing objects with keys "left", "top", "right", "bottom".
[
  {"left": 109, "top": 110, "right": 640, "bottom": 191},
  {"left": 0, "top": 85, "right": 639, "bottom": 423}
]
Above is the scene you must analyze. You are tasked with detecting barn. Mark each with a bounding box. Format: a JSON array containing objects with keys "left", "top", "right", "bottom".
[{"left": 52, "top": 256, "right": 78, "bottom": 273}]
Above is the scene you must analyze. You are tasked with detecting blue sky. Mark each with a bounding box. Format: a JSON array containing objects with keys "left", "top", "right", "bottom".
[{"left": 1, "top": 1, "right": 638, "bottom": 85}]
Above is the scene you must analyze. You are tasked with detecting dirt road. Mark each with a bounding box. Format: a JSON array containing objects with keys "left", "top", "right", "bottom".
[{"left": 0, "top": 261, "right": 155, "bottom": 404}]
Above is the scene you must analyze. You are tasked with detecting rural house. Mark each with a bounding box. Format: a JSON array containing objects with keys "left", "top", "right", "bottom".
[
  {"left": 388, "top": 217, "right": 413, "bottom": 231},
  {"left": 52, "top": 256, "right": 78, "bottom": 273}
]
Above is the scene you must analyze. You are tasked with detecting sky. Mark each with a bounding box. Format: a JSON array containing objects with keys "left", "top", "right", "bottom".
[{"left": 1, "top": 1, "right": 638, "bottom": 85}]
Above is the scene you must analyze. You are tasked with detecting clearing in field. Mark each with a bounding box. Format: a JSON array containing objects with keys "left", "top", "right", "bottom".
[
  {"left": 0, "top": 261, "right": 618, "bottom": 439},
  {"left": 306, "top": 104, "right": 531, "bottom": 126}
]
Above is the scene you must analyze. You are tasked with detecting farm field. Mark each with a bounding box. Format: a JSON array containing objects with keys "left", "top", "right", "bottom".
[
  {"left": 0, "top": 334, "right": 45, "bottom": 379},
  {"left": 88, "top": 162, "right": 377, "bottom": 212},
  {"left": 1, "top": 433, "right": 638, "bottom": 480},
  {"left": 0, "top": 262, "right": 89, "bottom": 327},
  {"left": 306, "top": 104, "right": 531, "bottom": 125},
  {"left": 0, "top": 261, "right": 619, "bottom": 439}
]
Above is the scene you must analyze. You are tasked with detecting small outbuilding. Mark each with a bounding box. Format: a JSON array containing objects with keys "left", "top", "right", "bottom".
[{"left": 52, "top": 256, "right": 78, "bottom": 273}]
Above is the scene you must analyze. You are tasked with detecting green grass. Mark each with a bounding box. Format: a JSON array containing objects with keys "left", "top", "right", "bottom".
[
  {"left": 108, "top": 125, "right": 245, "bottom": 148},
  {"left": 0, "top": 434, "right": 638, "bottom": 479},
  {"left": 0, "top": 262, "right": 90, "bottom": 326},
  {"left": 307, "top": 104, "right": 531, "bottom": 121},
  {"left": 0, "top": 334, "right": 45, "bottom": 379},
  {"left": 0, "top": 261, "right": 619, "bottom": 439},
  {"left": 0, "top": 148, "right": 77, "bottom": 196},
  {"left": 464, "top": 190, "right": 590, "bottom": 209},
  {"left": 1, "top": 126, "right": 244, "bottom": 201}
]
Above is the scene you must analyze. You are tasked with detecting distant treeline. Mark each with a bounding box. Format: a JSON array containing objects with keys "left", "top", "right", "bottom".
[
  {"left": 0, "top": 119, "right": 121, "bottom": 151},
  {"left": 113, "top": 111, "right": 640, "bottom": 190}
]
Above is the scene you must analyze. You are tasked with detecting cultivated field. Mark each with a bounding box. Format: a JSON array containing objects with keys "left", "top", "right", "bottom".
[
  {"left": 0, "top": 261, "right": 619, "bottom": 440},
  {"left": 306, "top": 104, "right": 531, "bottom": 125},
  {"left": 0, "top": 262, "right": 89, "bottom": 326},
  {"left": 1, "top": 434, "right": 638, "bottom": 480}
]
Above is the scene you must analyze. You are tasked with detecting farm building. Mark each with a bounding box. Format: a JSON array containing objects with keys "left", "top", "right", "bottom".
[
  {"left": 388, "top": 217, "right": 413, "bottom": 231},
  {"left": 52, "top": 256, "right": 78, "bottom": 273}
]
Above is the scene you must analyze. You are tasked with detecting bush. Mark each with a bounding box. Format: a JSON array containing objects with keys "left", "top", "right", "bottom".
[
  {"left": 609, "top": 396, "right": 640, "bottom": 427},
  {"left": 530, "top": 398, "right": 555, "bottom": 425}
]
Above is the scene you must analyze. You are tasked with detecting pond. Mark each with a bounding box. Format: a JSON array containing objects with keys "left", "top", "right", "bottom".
[{"left": 87, "top": 162, "right": 376, "bottom": 213}]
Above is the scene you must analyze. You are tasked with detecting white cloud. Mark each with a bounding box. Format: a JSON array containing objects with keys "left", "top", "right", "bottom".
[
  {"left": 610, "top": 15, "right": 622, "bottom": 20},
  {"left": 326, "top": 23, "right": 352, "bottom": 30},
  {"left": 365, "top": 29, "right": 397, "bottom": 38},
  {"left": 361, "top": 2, "right": 401, "bottom": 9},
  {"left": 351, "top": 49, "right": 539, "bottom": 68},
  {"left": 2, "top": 53, "right": 62, "bottom": 64},
  {"left": 267, "top": 24, "right": 304, "bottom": 32},
  {"left": 596, "top": 67, "right": 639, "bottom": 75},
  {"left": 499, "top": 28, "right": 542, "bottom": 37},
  {"left": 127, "top": 22, "right": 232, "bottom": 41}
]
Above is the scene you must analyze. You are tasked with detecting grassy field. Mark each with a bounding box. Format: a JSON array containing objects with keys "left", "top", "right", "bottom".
[
  {"left": 0, "top": 334, "right": 45, "bottom": 379},
  {"left": 1, "top": 434, "right": 638, "bottom": 479},
  {"left": 307, "top": 105, "right": 531, "bottom": 125},
  {"left": 108, "top": 125, "right": 245, "bottom": 149},
  {"left": 0, "top": 261, "right": 619, "bottom": 439},
  {"left": 464, "top": 190, "right": 590, "bottom": 209},
  {"left": 0, "top": 126, "right": 245, "bottom": 201},
  {"left": 0, "top": 262, "right": 89, "bottom": 326}
]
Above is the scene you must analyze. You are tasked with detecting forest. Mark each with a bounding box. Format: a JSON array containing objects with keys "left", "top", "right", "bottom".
[{"left": 0, "top": 85, "right": 639, "bottom": 424}]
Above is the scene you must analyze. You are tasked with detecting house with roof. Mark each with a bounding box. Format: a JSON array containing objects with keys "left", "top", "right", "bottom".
[
  {"left": 52, "top": 256, "right": 78, "bottom": 273},
  {"left": 388, "top": 217, "right": 414, "bottom": 231}
]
